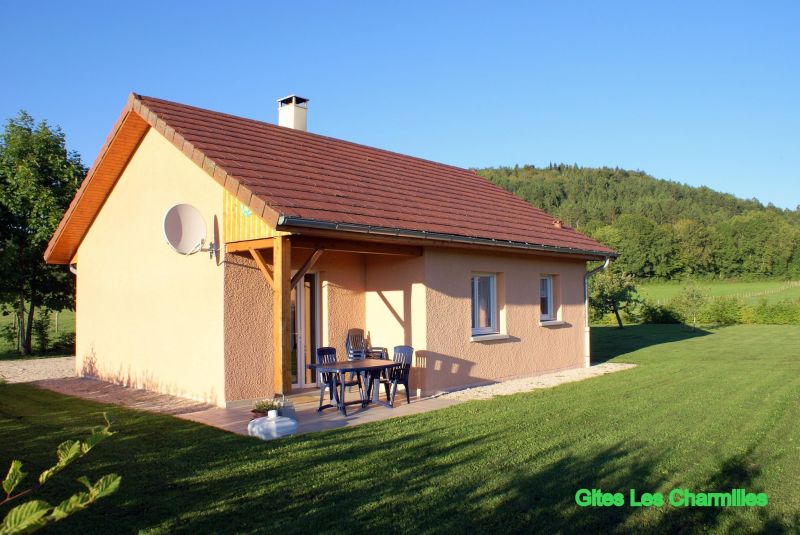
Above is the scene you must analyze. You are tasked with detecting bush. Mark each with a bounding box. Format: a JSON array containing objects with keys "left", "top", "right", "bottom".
[
  {"left": 636, "top": 295, "right": 800, "bottom": 326},
  {"left": 52, "top": 331, "right": 76, "bottom": 354},
  {"left": 638, "top": 300, "right": 681, "bottom": 324},
  {"left": 700, "top": 297, "right": 742, "bottom": 326},
  {"left": 747, "top": 298, "right": 800, "bottom": 325},
  {"left": 32, "top": 310, "right": 52, "bottom": 353},
  {"left": 669, "top": 286, "right": 708, "bottom": 329}
]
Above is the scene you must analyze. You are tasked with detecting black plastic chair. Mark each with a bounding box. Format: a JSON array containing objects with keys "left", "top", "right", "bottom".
[
  {"left": 316, "top": 347, "right": 363, "bottom": 411},
  {"left": 346, "top": 328, "right": 388, "bottom": 360},
  {"left": 382, "top": 345, "right": 413, "bottom": 406},
  {"left": 345, "top": 329, "right": 386, "bottom": 391}
]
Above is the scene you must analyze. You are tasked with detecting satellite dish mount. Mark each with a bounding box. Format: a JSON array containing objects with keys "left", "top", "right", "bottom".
[{"left": 163, "top": 203, "right": 217, "bottom": 258}]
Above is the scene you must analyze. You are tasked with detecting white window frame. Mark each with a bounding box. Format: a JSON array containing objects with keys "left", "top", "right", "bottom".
[
  {"left": 540, "top": 275, "right": 554, "bottom": 321},
  {"left": 471, "top": 273, "right": 498, "bottom": 336}
]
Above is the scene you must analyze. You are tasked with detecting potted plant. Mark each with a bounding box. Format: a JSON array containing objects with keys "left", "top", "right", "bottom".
[{"left": 252, "top": 399, "right": 282, "bottom": 419}]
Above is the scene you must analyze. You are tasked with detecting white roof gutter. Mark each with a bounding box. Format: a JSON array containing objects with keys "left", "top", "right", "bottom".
[{"left": 276, "top": 216, "right": 617, "bottom": 259}]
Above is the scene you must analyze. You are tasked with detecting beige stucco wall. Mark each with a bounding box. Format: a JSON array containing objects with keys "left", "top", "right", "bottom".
[
  {"left": 418, "top": 248, "right": 587, "bottom": 394},
  {"left": 222, "top": 249, "right": 367, "bottom": 403},
  {"left": 319, "top": 252, "right": 367, "bottom": 357},
  {"left": 76, "top": 128, "right": 226, "bottom": 405},
  {"left": 223, "top": 253, "right": 273, "bottom": 402},
  {"left": 364, "top": 254, "right": 426, "bottom": 355}
]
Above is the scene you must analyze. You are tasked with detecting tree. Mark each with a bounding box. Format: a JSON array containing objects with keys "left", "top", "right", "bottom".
[
  {"left": 0, "top": 112, "right": 84, "bottom": 355},
  {"left": 589, "top": 270, "right": 639, "bottom": 328},
  {"left": 606, "top": 215, "right": 660, "bottom": 279},
  {"left": 670, "top": 286, "right": 708, "bottom": 330},
  {"left": 673, "top": 218, "right": 715, "bottom": 275},
  {"left": 477, "top": 164, "right": 800, "bottom": 281}
]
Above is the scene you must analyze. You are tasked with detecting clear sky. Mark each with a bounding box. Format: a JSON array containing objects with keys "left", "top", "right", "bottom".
[{"left": 2, "top": 1, "right": 798, "bottom": 209}]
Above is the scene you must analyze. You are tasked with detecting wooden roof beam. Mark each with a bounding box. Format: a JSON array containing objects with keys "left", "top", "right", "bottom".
[
  {"left": 291, "top": 249, "right": 324, "bottom": 289},
  {"left": 290, "top": 235, "right": 421, "bottom": 256},
  {"left": 249, "top": 248, "right": 274, "bottom": 289},
  {"left": 226, "top": 238, "right": 275, "bottom": 254}
]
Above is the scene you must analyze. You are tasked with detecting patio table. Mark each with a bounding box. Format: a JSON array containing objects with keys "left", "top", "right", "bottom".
[{"left": 307, "top": 359, "right": 400, "bottom": 416}]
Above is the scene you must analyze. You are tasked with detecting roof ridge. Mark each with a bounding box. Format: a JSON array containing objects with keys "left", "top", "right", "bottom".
[
  {"left": 136, "top": 94, "right": 481, "bottom": 177},
  {"left": 145, "top": 104, "right": 531, "bottom": 209}
]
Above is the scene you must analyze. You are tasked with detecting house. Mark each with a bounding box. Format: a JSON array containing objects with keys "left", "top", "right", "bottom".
[{"left": 45, "top": 94, "right": 617, "bottom": 408}]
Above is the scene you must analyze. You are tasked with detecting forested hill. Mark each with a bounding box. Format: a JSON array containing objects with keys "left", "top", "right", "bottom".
[{"left": 477, "top": 165, "right": 800, "bottom": 280}]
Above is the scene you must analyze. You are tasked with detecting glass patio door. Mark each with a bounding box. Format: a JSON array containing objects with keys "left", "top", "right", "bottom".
[{"left": 291, "top": 273, "right": 319, "bottom": 388}]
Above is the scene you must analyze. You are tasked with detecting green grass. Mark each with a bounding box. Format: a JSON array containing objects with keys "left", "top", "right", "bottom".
[
  {"left": 0, "top": 309, "right": 74, "bottom": 360},
  {"left": 638, "top": 280, "right": 800, "bottom": 305},
  {"left": 1, "top": 325, "right": 799, "bottom": 533}
]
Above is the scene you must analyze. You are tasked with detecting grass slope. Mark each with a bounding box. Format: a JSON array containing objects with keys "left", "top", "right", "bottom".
[
  {"left": 638, "top": 280, "right": 800, "bottom": 305},
  {"left": 0, "top": 325, "right": 798, "bottom": 534}
]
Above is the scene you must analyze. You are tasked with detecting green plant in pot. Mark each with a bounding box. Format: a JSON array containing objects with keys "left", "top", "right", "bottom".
[{"left": 252, "top": 399, "right": 283, "bottom": 419}]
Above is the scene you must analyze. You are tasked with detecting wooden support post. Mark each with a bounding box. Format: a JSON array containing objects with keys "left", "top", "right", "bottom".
[
  {"left": 273, "top": 236, "right": 292, "bottom": 395},
  {"left": 291, "top": 248, "right": 324, "bottom": 289}
]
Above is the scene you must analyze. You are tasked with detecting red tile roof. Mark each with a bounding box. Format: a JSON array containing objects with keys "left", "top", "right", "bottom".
[
  {"left": 140, "top": 95, "right": 614, "bottom": 255},
  {"left": 46, "top": 94, "right": 615, "bottom": 263}
]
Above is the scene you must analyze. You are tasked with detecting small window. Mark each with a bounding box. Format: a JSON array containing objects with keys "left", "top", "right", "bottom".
[
  {"left": 540, "top": 276, "right": 554, "bottom": 321},
  {"left": 471, "top": 274, "right": 497, "bottom": 335}
]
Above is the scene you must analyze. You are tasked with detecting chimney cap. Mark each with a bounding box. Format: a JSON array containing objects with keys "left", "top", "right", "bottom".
[{"left": 277, "top": 95, "right": 309, "bottom": 107}]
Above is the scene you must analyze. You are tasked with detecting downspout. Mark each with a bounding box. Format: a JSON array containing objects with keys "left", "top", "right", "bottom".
[{"left": 584, "top": 256, "right": 611, "bottom": 368}]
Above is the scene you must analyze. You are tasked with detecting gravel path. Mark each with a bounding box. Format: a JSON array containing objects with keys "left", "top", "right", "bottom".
[
  {"left": 437, "top": 362, "right": 636, "bottom": 401},
  {"left": 0, "top": 357, "right": 75, "bottom": 383}
]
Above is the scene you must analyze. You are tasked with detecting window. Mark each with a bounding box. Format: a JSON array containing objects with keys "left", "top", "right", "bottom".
[
  {"left": 540, "top": 276, "right": 554, "bottom": 321},
  {"left": 471, "top": 273, "right": 497, "bottom": 335}
]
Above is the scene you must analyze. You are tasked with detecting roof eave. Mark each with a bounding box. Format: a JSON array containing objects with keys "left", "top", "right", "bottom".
[{"left": 276, "top": 216, "right": 618, "bottom": 260}]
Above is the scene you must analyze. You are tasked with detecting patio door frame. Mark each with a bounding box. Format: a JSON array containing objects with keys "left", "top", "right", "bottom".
[{"left": 292, "top": 271, "right": 321, "bottom": 389}]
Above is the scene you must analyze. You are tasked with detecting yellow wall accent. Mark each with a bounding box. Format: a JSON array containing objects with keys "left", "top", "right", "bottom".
[{"left": 223, "top": 190, "right": 284, "bottom": 242}]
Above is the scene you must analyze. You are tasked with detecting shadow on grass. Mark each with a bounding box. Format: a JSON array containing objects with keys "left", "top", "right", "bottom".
[
  {"left": 655, "top": 446, "right": 794, "bottom": 534},
  {"left": 591, "top": 324, "right": 712, "bottom": 363},
  {"left": 2, "top": 383, "right": 794, "bottom": 534}
]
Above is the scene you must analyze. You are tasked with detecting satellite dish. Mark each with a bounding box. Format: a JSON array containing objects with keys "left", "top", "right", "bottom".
[{"left": 163, "top": 204, "right": 207, "bottom": 255}]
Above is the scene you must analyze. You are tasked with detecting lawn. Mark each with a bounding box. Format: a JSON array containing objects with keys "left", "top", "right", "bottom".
[
  {"left": 0, "top": 325, "right": 798, "bottom": 534},
  {"left": 0, "top": 309, "right": 74, "bottom": 360},
  {"left": 637, "top": 280, "right": 800, "bottom": 305}
]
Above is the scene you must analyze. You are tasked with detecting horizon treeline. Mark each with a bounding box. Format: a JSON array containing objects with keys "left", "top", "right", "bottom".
[{"left": 478, "top": 164, "right": 800, "bottom": 280}]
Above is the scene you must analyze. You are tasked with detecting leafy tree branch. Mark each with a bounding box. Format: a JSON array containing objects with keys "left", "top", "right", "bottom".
[{"left": 0, "top": 413, "right": 120, "bottom": 534}]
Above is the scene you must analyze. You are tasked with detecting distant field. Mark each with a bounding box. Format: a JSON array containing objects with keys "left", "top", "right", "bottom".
[
  {"left": 0, "top": 308, "right": 75, "bottom": 359},
  {"left": 638, "top": 280, "right": 800, "bottom": 305}
]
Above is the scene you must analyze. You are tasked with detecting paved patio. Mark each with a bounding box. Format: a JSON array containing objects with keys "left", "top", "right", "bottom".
[
  {"left": 29, "top": 362, "right": 635, "bottom": 438},
  {"left": 33, "top": 377, "right": 214, "bottom": 415},
  {"left": 178, "top": 392, "right": 459, "bottom": 435}
]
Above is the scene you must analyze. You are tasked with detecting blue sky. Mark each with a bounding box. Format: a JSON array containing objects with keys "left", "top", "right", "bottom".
[{"left": 2, "top": 1, "right": 798, "bottom": 209}]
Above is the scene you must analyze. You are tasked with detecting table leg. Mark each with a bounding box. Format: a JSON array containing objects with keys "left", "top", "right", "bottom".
[
  {"left": 372, "top": 371, "right": 381, "bottom": 405},
  {"left": 338, "top": 371, "right": 347, "bottom": 416},
  {"left": 331, "top": 375, "right": 340, "bottom": 405}
]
